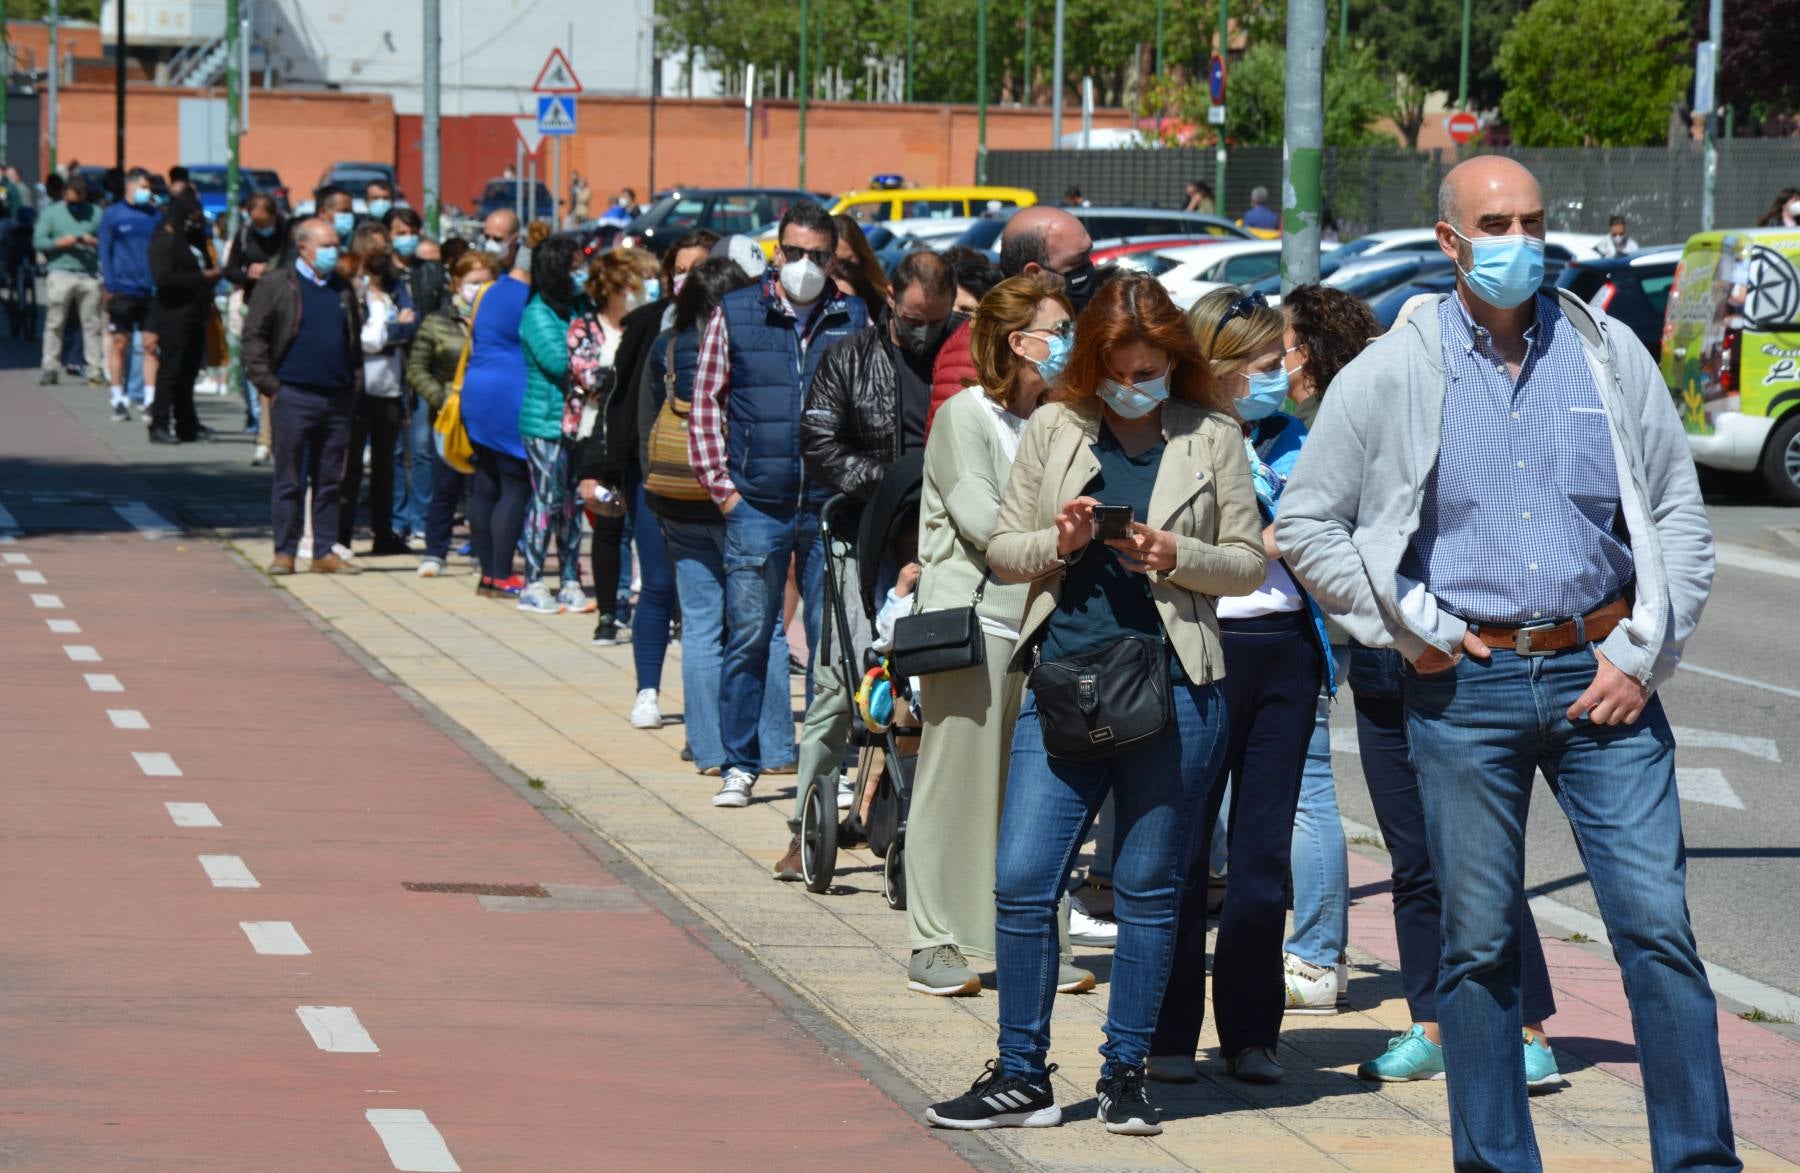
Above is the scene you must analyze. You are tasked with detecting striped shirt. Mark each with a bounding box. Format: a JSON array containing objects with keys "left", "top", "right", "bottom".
[{"left": 1399, "top": 293, "right": 1633, "bottom": 624}]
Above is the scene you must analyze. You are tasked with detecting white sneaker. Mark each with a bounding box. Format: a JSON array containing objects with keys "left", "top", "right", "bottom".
[
  {"left": 518, "top": 581, "right": 560, "bottom": 614},
  {"left": 1069, "top": 905, "right": 1119, "bottom": 948},
  {"left": 555, "top": 582, "right": 588, "bottom": 612},
  {"left": 416, "top": 556, "right": 444, "bottom": 578},
  {"left": 1281, "top": 951, "right": 1343, "bottom": 1014},
  {"left": 629, "top": 688, "right": 663, "bottom": 729},
  {"left": 250, "top": 443, "right": 270, "bottom": 466},
  {"left": 711, "top": 767, "right": 756, "bottom": 808},
  {"left": 330, "top": 543, "right": 357, "bottom": 563},
  {"left": 836, "top": 773, "right": 855, "bottom": 810}
]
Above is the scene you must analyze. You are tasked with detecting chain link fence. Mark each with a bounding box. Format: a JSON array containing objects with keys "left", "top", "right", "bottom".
[{"left": 987, "top": 141, "right": 1800, "bottom": 246}]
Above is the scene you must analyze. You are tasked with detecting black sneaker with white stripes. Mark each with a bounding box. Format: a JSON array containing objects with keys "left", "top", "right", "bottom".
[
  {"left": 924, "top": 1060, "right": 1060, "bottom": 1130},
  {"left": 1096, "top": 1065, "right": 1162, "bottom": 1135}
]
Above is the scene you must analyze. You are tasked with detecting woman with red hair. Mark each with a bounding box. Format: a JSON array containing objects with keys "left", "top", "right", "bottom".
[{"left": 924, "top": 273, "right": 1265, "bottom": 1137}]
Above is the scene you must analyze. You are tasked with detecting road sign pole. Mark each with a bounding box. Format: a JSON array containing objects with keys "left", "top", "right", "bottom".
[
  {"left": 744, "top": 65, "right": 755, "bottom": 185},
  {"left": 1282, "top": 0, "right": 1325, "bottom": 292},
  {"left": 977, "top": 0, "right": 987, "bottom": 182},
  {"left": 1701, "top": 0, "right": 1722, "bottom": 232},
  {"left": 422, "top": 0, "right": 441, "bottom": 238},
  {"left": 1215, "top": 0, "right": 1228, "bottom": 213},
  {"left": 797, "top": 0, "right": 809, "bottom": 188},
  {"left": 226, "top": 0, "right": 240, "bottom": 236},
  {"left": 1051, "top": 0, "right": 1064, "bottom": 147},
  {"left": 1457, "top": 0, "right": 1470, "bottom": 109},
  {"left": 114, "top": 0, "right": 127, "bottom": 173},
  {"left": 48, "top": 0, "right": 58, "bottom": 176},
  {"left": 514, "top": 139, "right": 524, "bottom": 221}
]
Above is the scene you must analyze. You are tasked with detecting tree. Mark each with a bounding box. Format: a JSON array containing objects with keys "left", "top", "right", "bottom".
[
  {"left": 1694, "top": 0, "right": 1800, "bottom": 126},
  {"left": 1497, "top": 0, "right": 1692, "bottom": 146},
  {"left": 1353, "top": 0, "right": 1527, "bottom": 146},
  {"left": 1136, "top": 41, "right": 1396, "bottom": 148}
]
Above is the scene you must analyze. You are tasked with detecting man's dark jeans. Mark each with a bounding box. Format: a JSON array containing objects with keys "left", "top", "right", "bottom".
[{"left": 270, "top": 382, "right": 355, "bottom": 559}]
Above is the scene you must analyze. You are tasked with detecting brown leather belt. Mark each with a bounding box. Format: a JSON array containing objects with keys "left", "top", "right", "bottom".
[{"left": 1469, "top": 596, "right": 1629, "bottom": 657}]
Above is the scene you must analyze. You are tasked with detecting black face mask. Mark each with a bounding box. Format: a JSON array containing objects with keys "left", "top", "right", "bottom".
[{"left": 1051, "top": 257, "right": 1098, "bottom": 312}]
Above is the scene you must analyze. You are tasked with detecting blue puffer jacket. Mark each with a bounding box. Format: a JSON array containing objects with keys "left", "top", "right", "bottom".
[{"left": 721, "top": 277, "right": 868, "bottom": 509}]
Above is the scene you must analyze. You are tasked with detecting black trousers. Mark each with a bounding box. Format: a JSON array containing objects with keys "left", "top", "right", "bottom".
[
  {"left": 149, "top": 314, "right": 204, "bottom": 438},
  {"left": 269, "top": 382, "right": 355, "bottom": 558},
  {"left": 468, "top": 441, "right": 530, "bottom": 581},
  {"left": 1154, "top": 610, "right": 1322, "bottom": 1061},
  {"left": 338, "top": 394, "right": 404, "bottom": 544}
]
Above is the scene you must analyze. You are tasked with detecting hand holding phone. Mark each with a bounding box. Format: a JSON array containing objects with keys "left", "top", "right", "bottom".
[{"left": 1093, "top": 504, "right": 1134, "bottom": 541}]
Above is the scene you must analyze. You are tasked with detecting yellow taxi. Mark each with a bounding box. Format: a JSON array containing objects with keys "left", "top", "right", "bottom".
[{"left": 758, "top": 186, "right": 1038, "bottom": 257}]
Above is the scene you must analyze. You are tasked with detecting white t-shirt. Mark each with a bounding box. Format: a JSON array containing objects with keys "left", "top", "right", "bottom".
[{"left": 1216, "top": 558, "right": 1305, "bottom": 619}]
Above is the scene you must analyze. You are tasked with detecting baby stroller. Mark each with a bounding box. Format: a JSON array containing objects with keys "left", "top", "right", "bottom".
[{"left": 798, "top": 453, "right": 924, "bottom": 908}]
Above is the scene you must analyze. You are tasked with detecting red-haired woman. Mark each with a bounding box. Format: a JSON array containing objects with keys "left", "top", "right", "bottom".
[{"left": 924, "top": 273, "right": 1265, "bottom": 1137}]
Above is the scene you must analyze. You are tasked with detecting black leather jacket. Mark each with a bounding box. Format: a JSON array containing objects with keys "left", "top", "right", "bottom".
[{"left": 802, "top": 310, "right": 963, "bottom": 502}]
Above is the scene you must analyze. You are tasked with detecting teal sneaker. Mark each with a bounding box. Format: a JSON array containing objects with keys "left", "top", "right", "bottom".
[
  {"left": 1524, "top": 1032, "right": 1568, "bottom": 1093},
  {"left": 1357, "top": 1024, "right": 1446, "bottom": 1082}
]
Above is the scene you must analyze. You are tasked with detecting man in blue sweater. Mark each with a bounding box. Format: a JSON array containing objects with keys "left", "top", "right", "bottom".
[
  {"left": 241, "top": 217, "right": 365, "bottom": 576},
  {"left": 97, "top": 168, "right": 160, "bottom": 422}
]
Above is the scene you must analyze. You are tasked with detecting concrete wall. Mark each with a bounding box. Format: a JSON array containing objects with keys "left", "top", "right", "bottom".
[{"left": 398, "top": 96, "right": 1137, "bottom": 218}]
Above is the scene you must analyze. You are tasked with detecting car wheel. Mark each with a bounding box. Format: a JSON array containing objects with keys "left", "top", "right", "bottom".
[{"left": 1760, "top": 413, "right": 1800, "bottom": 505}]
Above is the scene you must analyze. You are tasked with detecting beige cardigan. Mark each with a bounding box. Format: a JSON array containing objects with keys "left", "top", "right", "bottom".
[{"left": 986, "top": 397, "right": 1266, "bottom": 683}]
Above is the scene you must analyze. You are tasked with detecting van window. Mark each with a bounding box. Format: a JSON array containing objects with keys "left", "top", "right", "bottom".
[
  {"left": 710, "top": 196, "right": 763, "bottom": 235},
  {"left": 847, "top": 201, "right": 893, "bottom": 224},
  {"left": 1639, "top": 273, "right": 1675, "bottom": 319},
  {"left": 662, "top": 197, "right": 708, "bottom": 232}
]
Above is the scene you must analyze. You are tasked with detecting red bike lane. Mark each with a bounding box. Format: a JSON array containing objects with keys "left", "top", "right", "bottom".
[{"left": 0, "top": 397, "right": 968, "bottom": 1170}]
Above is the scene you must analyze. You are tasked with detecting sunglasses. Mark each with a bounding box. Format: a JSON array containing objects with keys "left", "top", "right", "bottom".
[
  {"left": 1216, "top": 289, "right": 1270, "bottom": 334},
  {"left": 779, "top": 244, "right": 833, "bottom": 267}
]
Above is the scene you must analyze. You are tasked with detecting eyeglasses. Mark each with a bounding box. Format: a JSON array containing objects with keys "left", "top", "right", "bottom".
[
  {"left": 1215, "top": 289, "right": 1269, "bottom": 334},
  {"left": 1021, "top": 320, "right": 1075, "bottom": 342},
  {"left": 779, "top": 244, "right": 833, "bottom": 267}
]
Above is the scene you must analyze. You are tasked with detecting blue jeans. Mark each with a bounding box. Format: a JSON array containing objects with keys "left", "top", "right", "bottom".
[
  {"left": 1405, "top": 647, "right": 1737, "bottom": 1173},
  {"left": 720, "top": 499, "right": 824, "bottom": 777},
  {"left": 995, "top": 683, "right": 1227, "bottom": 1083},
  {"left": 423, "top": 440, "right": 467, "bottom": 562},
  {"left": 630, "top": 483, "right": 676, "bottom": 693},
  {"left": 664, "top": 517, "right": 797, "bottom": 773},
  {"left": 1349, "top": 645, "right": 1557, "bottom": 1026},
  {"left": 1286, "top": 644, "right": 1350, "bottom": 968},
  {"left": 392, "top": 393, "right": 434, "bottom": 537}
]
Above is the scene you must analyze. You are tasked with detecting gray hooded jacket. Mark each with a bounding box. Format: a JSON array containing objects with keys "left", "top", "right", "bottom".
[{"left": 1272, "top": 289, "right": 1712, "bottom": 691}]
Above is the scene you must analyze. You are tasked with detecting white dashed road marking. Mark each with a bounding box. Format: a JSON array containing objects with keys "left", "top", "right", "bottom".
[
  {"left": 133, "top": 752, "right": 181, "bottom": 777},
  {"left": 46, "top": 619, "right": 80, "bottom": 633},
  {"left": 1716, "top": 543, "right": 1800, "bottom": 580},
  {"left": 1679, "top": 661, "right": 1800, "bottom": 701},
  {"left": 240, "top": 921, "right": 309, "bottom": 955},
  {"left": 365, "top": 1109, "right": 460, "bottom": 1172},
  {"left": 1676, "top": 767, "right": 1746, "bottom": 810},
  {"left": 30, "top": 593, "right": 62, "bottom": 608},
  {"left": 108, "top": 709, "right": 149, "bottom": 729},
  {"left": 84, "top": 673, "right": 123, "bottom": 692},
  {"left": 15, "top": 569, "right": 46, "bottom": 584},
  {"left": 63, "top": 645, "right": 101, "bottom": 662},
  {"left": 296, "top": 1006, "right": 379, "bottom": 1053},
  {"left": 114, "top": 500, "right": 180, "bottom": 539},
  {"left": 2, "top": 552, "right": 29, "bottom": 564},
  {"left": 198, "top": 855, "right": 259, "bottom": 888},
  {"left": 164, "top": 802, "right": 220, "bottom": 827}
]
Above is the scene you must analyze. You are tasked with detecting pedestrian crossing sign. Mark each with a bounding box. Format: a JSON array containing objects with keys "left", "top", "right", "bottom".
[
  {"left": 536, "top": 95, "right": 577, "bottom": 137},
  {"left": 532, "top": 47, "right": 583, "bottom": 94}
]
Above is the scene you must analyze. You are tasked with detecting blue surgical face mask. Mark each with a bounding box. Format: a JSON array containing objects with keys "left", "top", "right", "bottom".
[
  {"left": 332, "top": 211, "right": 355, "bottom": 237},
  {"left": 643, "top": 277, "right": 662, "bottom": 304},
  {"left": 253, "top": 222, "right": 277, "bottom": 238},
  {"left": 1098, "top": 366, "right": 1171, "bottom": 419},
  {"left": 1451, "top": 227, "right": 1546, "bottom": 310},
  {"left": 367, "top": 198, "right": 392, "bottom": 220},
  {"left": 1022, "top": 327, "right": 1073, "bottom": 382},
  {"left": 1237, "top": 365, "right": 1290, "bottom": 421},
  {"left": 393, "top": 233, "right": 419, "bottom": 257},
  {"left": 130, "top": 185, "right": 152, "bottom": 206},
  {"left": 311, "top": 245, "right": 340, "bottom": 274}
]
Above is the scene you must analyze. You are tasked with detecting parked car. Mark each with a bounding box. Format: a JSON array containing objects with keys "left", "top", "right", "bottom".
[
  {"left": 1366, "top": 258, "right": 1569, "bottom": 331},
  {"left": 1555, "top": 245, "right": 1682, "bottom": 360},
  {"left": 1095, "top": 236, "right": 1237, "bottom": 271},
  {"left": 244, "top": 168, "right": 291, "bottom": 217},
  {"left": 833, "top": 185, "right": 1036, "bottom": 224},
  {"left": 622, "top": 187, "right": 817, "bottom": 257},
  {"left": 952, "top": 205, "right": 1252, "bottom": 262},
  {"left": 475, "top": 180, "right": 556, "bottom": 222},
  {"left": 1158, "top": 240, "right": 1340, "bottom": 308},
  {"left": 183, "top": 164, "right": 270, "bottom": 222},
  {"left": 1333, "top": 226, "right": 1607, "bottom": 263},
  {"left": 1661, "top": 227, "right": 1800, "bottom": 503}
]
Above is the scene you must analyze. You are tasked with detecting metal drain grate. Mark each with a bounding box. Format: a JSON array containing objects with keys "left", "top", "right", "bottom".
[{"left": 402, "top": 882, "right": 551, "bottom": 897}]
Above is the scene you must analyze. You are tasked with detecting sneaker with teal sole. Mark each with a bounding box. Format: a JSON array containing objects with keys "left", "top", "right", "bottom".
[
  {"left": 1524, "top": 1032, "right": 1567, "bottom": 1093},
  {"left": 1357, "top": 1024, "right": 1445, "bottom": 1082}
]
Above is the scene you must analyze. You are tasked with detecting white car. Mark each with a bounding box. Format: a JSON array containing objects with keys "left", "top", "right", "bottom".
[
  {"left": 1332, "top": 227, "right": 1608, "bottom": 263},
  {"left": 1157, "top": 240, "right": 1341, "bottom": 309}
]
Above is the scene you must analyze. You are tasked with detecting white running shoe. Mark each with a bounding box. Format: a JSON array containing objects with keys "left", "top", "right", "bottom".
[
  {"left": 517, "top": 581, "right": 560, "bottom": 614},
  {"left": 416, "top": 557, "right": 444, "bottom": 578},
  {"left": 836, "top": 772, "right": 856, "bottom": 810},
  {"left": 1068, "top": 905, "right": 1119, "bottom": 948},
  {"left": 1281, "top": 951, "right": 1343, "bottom": 1014},
  {"left": 330, "top": 543, "right": 357, "bottom": 563},
  {"left": 711, "top": 767, "right": 756, "bottom": 808},
  {"left": 555, "top": 582, "right": 588, "bottom": 612},
  {"left": 629, "top": 688, "right": 663, "bottom": 729}
]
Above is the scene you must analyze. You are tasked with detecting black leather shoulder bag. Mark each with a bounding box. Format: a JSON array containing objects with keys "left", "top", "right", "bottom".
[
  {"left": 1027, "top": 634, "right": 1172, "bottom": 762},
  {"left": 889, "top": 578, "right": 987, "bottom": 678}
]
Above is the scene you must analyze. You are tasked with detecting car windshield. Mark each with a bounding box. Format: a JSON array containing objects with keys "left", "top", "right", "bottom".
[
  {"left": 186, "top": 171, "right": 229, "bottom": 193},
  {"left": 1331, "top": 237, "right": 1380, "bottom": 260}
]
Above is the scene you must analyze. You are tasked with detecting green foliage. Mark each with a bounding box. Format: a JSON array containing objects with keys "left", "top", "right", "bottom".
[
  {"left": 8, "top": 1, "right": 104, "bottom": 21},
  {"left": 1497, "top": 0, "right": 1692, "bottom": 145},
  {"left": 1138, "top": 41, "right": 1394, "bottom": 148}
]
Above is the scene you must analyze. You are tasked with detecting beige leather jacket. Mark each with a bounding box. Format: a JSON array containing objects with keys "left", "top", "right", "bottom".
[{"left": 988, "top": 397, "right": 1266, "bottom": 683}]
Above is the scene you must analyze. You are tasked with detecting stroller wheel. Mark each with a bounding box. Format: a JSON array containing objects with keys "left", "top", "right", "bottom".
[
  {"left": 883, "top": 835, "right": 907, "bottom": 911},
  {"left": 799, "top": 771, "right": 838, "bottom": 894}
]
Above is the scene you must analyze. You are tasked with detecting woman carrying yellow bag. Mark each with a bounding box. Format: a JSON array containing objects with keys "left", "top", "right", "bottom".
[{"left": 406, "top": 251, "right": 499, "bottom": 576}]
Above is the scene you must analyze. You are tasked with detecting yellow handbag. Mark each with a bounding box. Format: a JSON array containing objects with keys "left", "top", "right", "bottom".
[{"left": 432, "top": 286, "right": 488, "bottom": 475}]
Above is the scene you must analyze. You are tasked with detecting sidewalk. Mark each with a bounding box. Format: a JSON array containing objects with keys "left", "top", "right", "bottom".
[{"left": 23, "top": 370, "right": 1800, "bottom": 1170}]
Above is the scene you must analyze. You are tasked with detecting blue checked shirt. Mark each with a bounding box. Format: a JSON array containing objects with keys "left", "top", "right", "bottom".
[{"left": 1398, "top": 294, "right": 1634, "bottom": 625}]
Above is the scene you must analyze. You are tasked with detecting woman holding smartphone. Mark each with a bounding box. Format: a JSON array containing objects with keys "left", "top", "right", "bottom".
[{"left": 924, "top": 273, "right": 1264, "bottom": 1137}]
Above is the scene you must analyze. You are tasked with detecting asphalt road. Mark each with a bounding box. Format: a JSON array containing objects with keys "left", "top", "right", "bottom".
[{"left": 1331, "top": 488, "right": 1800, "bottom": 1008}]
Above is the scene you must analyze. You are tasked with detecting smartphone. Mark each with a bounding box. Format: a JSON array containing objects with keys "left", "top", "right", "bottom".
[{"left": 1093, "top": 504, "right": 1134, "bottom": 541}]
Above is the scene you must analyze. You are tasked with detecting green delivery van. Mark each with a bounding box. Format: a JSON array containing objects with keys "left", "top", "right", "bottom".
[{"left": 1662, "top": 228, "right": 1800, "bottom": 502}]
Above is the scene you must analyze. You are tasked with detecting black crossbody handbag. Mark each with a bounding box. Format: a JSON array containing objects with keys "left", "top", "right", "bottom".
[
  {"left": 1027, "top": 633, "right": 1173, "bottom": 762},
  {"left": 889, "top": 579, "right": 987, "bottom": 678}
]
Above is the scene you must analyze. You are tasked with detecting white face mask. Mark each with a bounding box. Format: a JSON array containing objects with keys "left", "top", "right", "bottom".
[
  {"left": 458, "top": 281, "right": 482, "bottom": 304},
  {"left": 1788, "top": 200, "right": 1800, "bottom": 219},
  {"left": 779, "top": 257, "right": 827, "bottom": 306}
]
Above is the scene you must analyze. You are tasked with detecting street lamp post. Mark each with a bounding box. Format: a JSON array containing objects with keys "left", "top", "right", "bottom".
[
  {"left": 1215, "top": 0, "right": 1228, "bottom": 213},
  {"left": 1051, "top": 0, "right": 1064, "bottom": 147},
  {"left": 47, "top": 0, "right": 59, "bottom": 176},
  {"left": 905, "top": 0, "right": 914, "bottom": 102},
  {"left": 797, "top": 0, "right": 809, "bottom": 187},
  {"left": 976, "top": 0, "right": 986, "bottom": 182},
  {"left": 1283, "top": 0, "right": 1325, "bottom": 290},
  {"left": 1457, "top": 0, "right": 1471, "bottom": 108}
]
